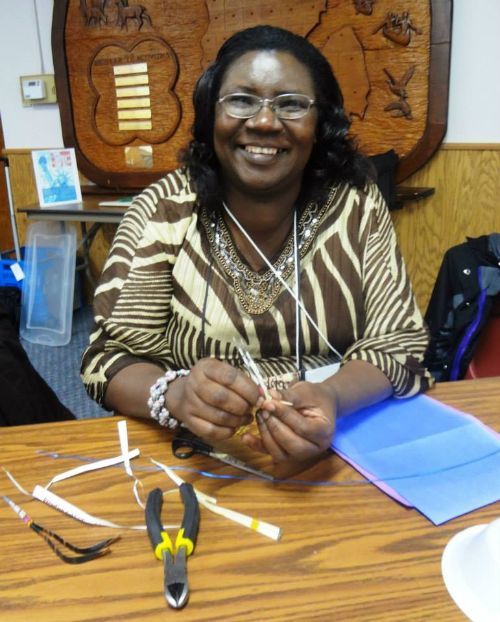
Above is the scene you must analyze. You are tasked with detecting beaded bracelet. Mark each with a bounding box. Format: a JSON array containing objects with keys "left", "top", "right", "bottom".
[{"left": 147, "top": 369, "right": 190, "bottom": 429}]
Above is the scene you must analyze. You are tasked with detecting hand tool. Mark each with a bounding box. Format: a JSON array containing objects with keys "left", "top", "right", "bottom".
[
  {"left": 145, "top": 485, "right": 200, "bottom": 609},
  {"left": 172, "top": 428, "right": 274, "bottom": 481},
  {"left": 238, "top": 346, "right": 272, "bottom": 399},
  {"left": 238, "top": 347, "right": 293, "bottom": 406}
]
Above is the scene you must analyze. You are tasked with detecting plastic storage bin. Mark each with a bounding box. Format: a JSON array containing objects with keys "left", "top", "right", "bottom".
[{"left": 20, "top": 221, "right": 77, "bottom": 346}]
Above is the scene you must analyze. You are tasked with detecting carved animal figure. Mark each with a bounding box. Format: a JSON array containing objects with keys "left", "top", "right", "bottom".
[
  {"left": 115, "top": 0, "right": 152, "bottom": 30},
  {"left": 384, "top": 99, "right": 412, "bottom": 120},
  {"left": 383, "top": 65, "right": 415, "bottom": 99},
  {"left": 374, "top": 11, "right": 421, "bottom": 46},
  {"left": 383, "top": 66, "right": 415, "bottom": 120},
  {"left": 399, "top": 12, "right": 422, "bottom": 36},
  {"left": 353, "top": 0, "right": 375, "bottom": 16},
  {"left": 79, "top": 0, "right": 107, "bottom": 27}
]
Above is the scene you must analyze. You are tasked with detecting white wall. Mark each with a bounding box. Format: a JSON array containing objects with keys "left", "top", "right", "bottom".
[
  {"left": 0, "top": 0, "right": 63, "bottom": 148},
  {"left": 446, "top": 0, "right": 500, "bottom": 142},
  {"left": 0, "top": 0, "right": 499, "bottom": 148}
]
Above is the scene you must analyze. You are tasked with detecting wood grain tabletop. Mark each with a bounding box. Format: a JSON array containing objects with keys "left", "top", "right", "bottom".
[{"left": 0, "top": 378, "right": 499, "bottom": 622}]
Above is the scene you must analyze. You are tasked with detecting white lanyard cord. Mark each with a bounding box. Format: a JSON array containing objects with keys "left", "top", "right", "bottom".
[
  {"left": 292, "top": 210, "right": 301, "bottom": 371},
  {"left": 222, "top": 202, "right": 342, "bottom": 361}
]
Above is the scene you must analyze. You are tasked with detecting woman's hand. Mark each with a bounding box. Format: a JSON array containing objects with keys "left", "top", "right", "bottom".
[
  {"left": 165, "top": 358, "right": 262, "bottom": 441},
  {"left": 240, "top": 380, "right": 337, "bottom": 463}
]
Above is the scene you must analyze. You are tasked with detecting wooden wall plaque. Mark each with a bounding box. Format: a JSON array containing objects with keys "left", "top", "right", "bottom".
[{"left": 52, "top": 0, "right": 452, "bottom": 189}]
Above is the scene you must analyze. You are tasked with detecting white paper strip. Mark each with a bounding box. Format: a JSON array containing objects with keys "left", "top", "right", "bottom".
[
  {"left": 117, "top": 420, "right": 145, "bottom": 509},
  {"left": 2, "top": 467, "right": 31, "bottom": 496},
  {"left": 203, "top": 498, "right": 281, "bottom": 541},
  {"left": 118, "top": 420, "right": 134, "bottom": 477},
  {"left": 151, "top": 459, "right": 217, "bottom": 505},
  {"left": 31, "top": 485, "right": 154, "bottom": 530},
  {"left": 46, "top": 449, "right": 140, "bottom": 488},
  {"left": 152, "top": 459, "right": 281, "bottom": 541}
]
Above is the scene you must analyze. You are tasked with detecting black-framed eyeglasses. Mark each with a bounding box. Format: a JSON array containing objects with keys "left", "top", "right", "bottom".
[{"left": 217, "top": 92, "right": 316, "bottom": 120}]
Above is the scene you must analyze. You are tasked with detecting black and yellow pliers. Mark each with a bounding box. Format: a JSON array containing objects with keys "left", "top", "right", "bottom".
[{"left": 145, "top": 484, "right": 200, "bottom": 609}]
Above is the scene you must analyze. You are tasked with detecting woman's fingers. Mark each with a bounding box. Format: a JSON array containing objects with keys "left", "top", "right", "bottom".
[
  {"left": 193, "top": 376, "right": 254, "bottom": 417},
  {"left": 258, "top": 409, "right": 326, "bottom": 462},
  {"left": 170, "top": 359, "right": 260, "bottom": 439},
  {"left": 261, "top": 400, "right": 331, "bottom": 443},
  {"left": 254, "top": 387, "right": 336, "bottom": 460},
  {"left": 183, "top": 381, "right": 252, "bottom": 427},
  {"left": 182, "top": 413, "right": 238, "bottom": 441},
  {"left": 202, "top": 360, "right": 262, "bottom": 407},
  {"left": 256, "top": 411, "right": 290, "bottom": 462}
]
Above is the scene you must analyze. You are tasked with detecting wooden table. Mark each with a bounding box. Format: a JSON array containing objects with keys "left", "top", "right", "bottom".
[
  {"left": 18, "top": 194, "right": 130, "bottom": 224},
  {"left": 1, "top": 378, "right": 499, "bottom": 621}
]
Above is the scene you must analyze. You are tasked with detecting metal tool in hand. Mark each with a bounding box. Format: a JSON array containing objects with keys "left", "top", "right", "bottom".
[
  {"left": 145, "top": 485, "right": 200, "bottom": 609},
  {"left": 238, "top": 346, "right": 293, "bottom": 407},
  {"left": 237, "top": 346, "right": 272, "bottom": 399},
  {"left": 172, "top": 428, "right": 274, "bottom": 481}
]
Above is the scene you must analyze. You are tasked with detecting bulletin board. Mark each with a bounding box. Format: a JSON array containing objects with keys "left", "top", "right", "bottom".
[{"left": 52, "top": 0, "right": 452, "bottom": 189}]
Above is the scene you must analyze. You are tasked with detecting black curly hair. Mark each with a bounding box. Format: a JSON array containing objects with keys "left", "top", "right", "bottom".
[{"left": 180, "top": 25, "right": 374, "bottom": 211}]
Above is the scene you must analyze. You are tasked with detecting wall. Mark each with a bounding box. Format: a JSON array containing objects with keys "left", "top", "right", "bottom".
[
  {"left": 1, "top": 1, "right": 500, "bottom": 147},
  {"left": 2, "top": 1, "right": 500, "bottom": 312},
  {"left": 0, "top": 0, "right": 63, "bottom": 149},
  {"left": 446, "top": 1, "right": 500, "bottom": 143}
]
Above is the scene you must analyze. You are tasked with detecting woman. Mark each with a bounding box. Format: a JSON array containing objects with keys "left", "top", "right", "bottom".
[{"left": 81, "top": 25, "right": 432, "bottom": 463}]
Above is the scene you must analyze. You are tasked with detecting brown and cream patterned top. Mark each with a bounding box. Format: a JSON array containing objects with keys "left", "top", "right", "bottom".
[{"left": 81, "top": 168, "right": 432, "bottom": 406}]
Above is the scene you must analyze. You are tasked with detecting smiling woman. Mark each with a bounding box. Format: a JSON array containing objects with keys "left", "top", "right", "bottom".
[
  {"left": 81, "top": 25, "right": 432, "bottom": 466},
  {"left": 213, "top": 50, "right": 317, "bottom": 212}
]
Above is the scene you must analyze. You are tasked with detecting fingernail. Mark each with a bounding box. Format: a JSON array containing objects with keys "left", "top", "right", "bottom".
[{"left": 257, "top": 410, "right": 270, "bottom": 423}]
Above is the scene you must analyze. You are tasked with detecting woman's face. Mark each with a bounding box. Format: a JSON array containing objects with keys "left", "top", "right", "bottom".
[{"left": 214, "top": 50, "right": 318, "bottom": 200}]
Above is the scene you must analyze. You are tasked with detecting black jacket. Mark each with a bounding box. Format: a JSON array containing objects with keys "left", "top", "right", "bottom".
[
  {"left": 0, "top": 290, "right": 75, "bottom": 425},
  {"left": 424, "top": 234, "right": 500, "bottom": 381}
]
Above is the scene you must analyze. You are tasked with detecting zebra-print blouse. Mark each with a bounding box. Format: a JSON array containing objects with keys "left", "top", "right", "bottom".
[{"left": 81, "top": 169, "right": 432, "bottom": 406}]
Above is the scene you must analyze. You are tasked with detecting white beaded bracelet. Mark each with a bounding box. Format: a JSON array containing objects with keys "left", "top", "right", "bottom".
[{"left": 147, "top": 369, "right": 190, "bottom": 429}]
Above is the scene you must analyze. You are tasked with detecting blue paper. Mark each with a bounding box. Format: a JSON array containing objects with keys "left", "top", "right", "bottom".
[{"left": 331, "top": 394, "right": 500, "bottom": 524}]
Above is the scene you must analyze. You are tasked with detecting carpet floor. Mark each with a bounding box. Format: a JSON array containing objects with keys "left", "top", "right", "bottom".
[{"left": 21, "top": 305, "right": 108, "bottom": 419}]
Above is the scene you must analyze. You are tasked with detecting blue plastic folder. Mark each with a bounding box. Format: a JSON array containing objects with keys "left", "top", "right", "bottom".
[{"left": 331, "top": 394, "right": 500, "bottom": 525}]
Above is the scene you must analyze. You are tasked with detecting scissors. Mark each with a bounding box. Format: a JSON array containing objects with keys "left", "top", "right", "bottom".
[{"left": 172, "top": 428, "right": 274, "bottom": 481}]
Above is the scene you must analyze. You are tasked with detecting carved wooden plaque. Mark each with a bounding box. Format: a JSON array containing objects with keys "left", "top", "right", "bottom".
[{"left": 52, "top": 0, "right": 452, "bottom": 189}]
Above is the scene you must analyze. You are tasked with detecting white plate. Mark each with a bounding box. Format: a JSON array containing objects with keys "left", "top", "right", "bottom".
[{"left": 442, "top": 521, "right": 500, "bottom": 622}]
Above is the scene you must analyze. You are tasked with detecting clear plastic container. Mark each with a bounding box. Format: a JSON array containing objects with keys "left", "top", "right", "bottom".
[{"left": 20, "top": 221, "right": 77, "bottom": 346}]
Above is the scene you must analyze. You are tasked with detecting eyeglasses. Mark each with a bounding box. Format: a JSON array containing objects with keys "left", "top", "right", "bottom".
[{"left": 217, "top": 92, "right": 315, "bottom": 120}]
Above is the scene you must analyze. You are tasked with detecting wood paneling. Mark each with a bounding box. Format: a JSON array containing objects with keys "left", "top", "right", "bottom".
[
  {"left": 392, "top": 146, "right": 500, "bottom": 314},
  {"left": 1, "top": 378, "right": 499, "bottom": 621},
  {"left": 6, "top": 146, "right": 500, "bottom": 315},
  {"left": 0, "top": 118, "right": 14, "bottom": 253},
  {"left": 86, "top": 222, "right": 117, "bottom": 283},
  {"left": 3, "top": 150, "right": 38, "bottom": 250},
  {"left": 53, "top": 0, "right": 451, "bottom": 188}
]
